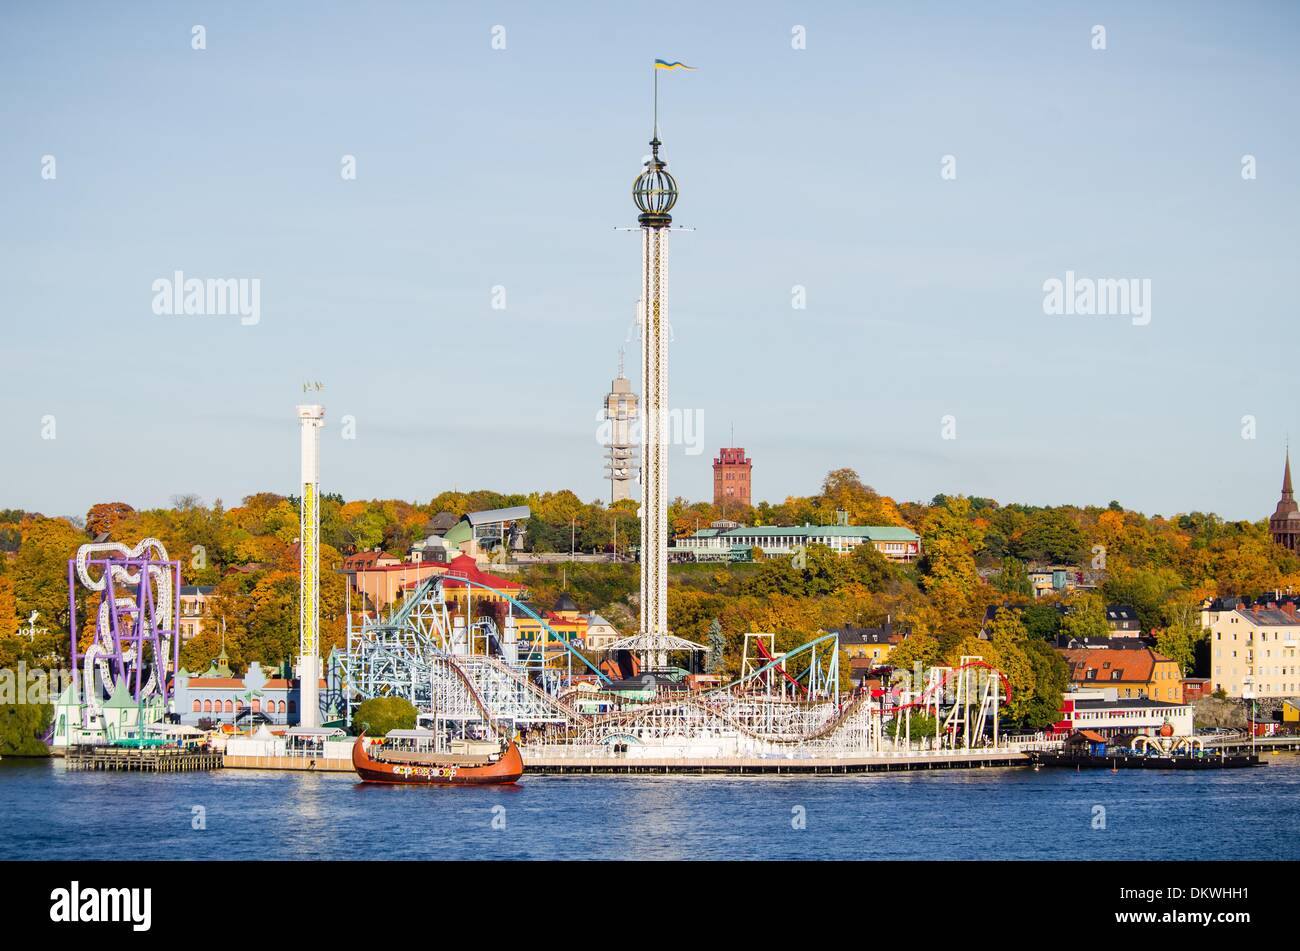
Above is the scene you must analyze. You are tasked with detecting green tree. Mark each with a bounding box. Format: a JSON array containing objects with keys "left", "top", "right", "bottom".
[
  {"left": 1020, "top": 640, "right": 1070, "bottom": 730},
  {"left": 1060, "top": 594, "right": 1109, "bottom": 641},
  {"left": 0, "top": 702, "right": 52, "bottom": 756},
  {"left": 994, "top": 557, "right": 1032, "bottom": 598},
  {"left": 352, "top": 697, "right": 418, "bottom": 736},
  {"left": 887, "top": 709, "right": 938, "bottom": 741},
  {"left": 1016, "top": 508, "right": 1085, "bottom": 564},
  {"left": 849, "top": 541, "right": 897, "bottom": 592},
  {"left": 705, "top": 617, "right": 725, "bottom": 673},
  {"left": 1021, "top": 603, "right": 1063, "bottom": 641}
]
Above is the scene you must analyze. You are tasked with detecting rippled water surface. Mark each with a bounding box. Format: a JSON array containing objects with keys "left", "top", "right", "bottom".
[{"left": 2, "top": 756, "right": 1296, "bottom": 860}]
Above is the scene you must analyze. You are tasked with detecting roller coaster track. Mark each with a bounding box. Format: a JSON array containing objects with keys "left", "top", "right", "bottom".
[
  {"left": 578, "top": 686, "right": 872, "bottom": 745},
  {"left": 882, "top": 659, "right": 1013, "bottom": 713},
  {"left": 463, "top": 655, "right": 588, "bottom": 722}
]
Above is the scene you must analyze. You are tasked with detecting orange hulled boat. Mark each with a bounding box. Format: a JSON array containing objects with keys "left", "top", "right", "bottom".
[{"left": 352, "top": 731, "right": 524, "bottom": 785}]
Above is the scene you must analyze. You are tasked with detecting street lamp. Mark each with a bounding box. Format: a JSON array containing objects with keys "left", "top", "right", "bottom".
[{"left": 1242, "top": 676, "right": 1256, "bottom": 756}]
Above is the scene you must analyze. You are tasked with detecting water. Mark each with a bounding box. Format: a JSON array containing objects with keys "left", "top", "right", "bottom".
[{"left": 2, "top": 756, "right": 1297, "bottom": 860}]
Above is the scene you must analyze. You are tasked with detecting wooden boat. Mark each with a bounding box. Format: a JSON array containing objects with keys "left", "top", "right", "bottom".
[{"left": 351, "top": 733, "right": 523, "bottom": 785}]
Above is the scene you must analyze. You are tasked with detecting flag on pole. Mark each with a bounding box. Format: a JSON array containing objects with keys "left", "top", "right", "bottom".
[{"left": 654, "top": 59, "right": 696, "bottom": 70}]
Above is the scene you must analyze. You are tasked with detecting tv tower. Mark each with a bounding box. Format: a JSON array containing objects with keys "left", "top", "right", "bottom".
[
  {"left": 602, "top": 348, "right": 639, "bottom": 503},
  {"left": 296, "top": 401, "right": 324, "bottom": 728},
  {"left": 632, "top": 97, "right": 679, "bottom": 669}
]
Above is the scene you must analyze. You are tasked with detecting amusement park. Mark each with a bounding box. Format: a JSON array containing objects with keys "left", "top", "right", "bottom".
[
  {"left": 35, "top": 66, "right": 1242, "bottom": 781},
  {"left": 38, "top": 76, "right": 1039, "bottom": 778}
]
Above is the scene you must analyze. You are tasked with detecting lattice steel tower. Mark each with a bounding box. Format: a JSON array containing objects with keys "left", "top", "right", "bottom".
[{"left": 632, "top": 126, "right": 678, "bottom": 668}]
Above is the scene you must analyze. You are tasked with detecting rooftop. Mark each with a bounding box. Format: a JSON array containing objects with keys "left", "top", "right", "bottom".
[
  {"left": 1072, "top": 697, "right": 1188, "bottom": 711},
  {"left": 688, "top": 524, "right": 919, "bottom": 541},
  {"left": 463, "top": 506, "right": 531, "bottom": 526}
]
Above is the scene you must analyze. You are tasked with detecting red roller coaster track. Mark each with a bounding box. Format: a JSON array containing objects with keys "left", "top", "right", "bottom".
[{"left": 751, "top": 637, "right": 810, "bottom": 696}]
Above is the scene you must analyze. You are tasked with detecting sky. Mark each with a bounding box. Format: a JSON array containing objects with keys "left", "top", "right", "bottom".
[{"left": 2, "top": 1, "right": 1298, "bottom": 521}]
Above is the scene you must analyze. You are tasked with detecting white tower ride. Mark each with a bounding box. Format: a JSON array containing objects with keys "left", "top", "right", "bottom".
[
  {"left": 297, "top": 403, "right": 325, "bottom": 728},
  {"left": 632, "top": 133, "right": 679, "bottom": 670}
]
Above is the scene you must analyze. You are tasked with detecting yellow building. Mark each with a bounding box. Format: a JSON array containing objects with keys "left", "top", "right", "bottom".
[
  {"left": 1058, "top": 647, "right": 1183, "bottom": 703},
  {"left": 832, "top": 623, "right": 905, "bottom": 665},
  {"left": 1204, "top": 601, "right": 1300, "bottom": 698}
]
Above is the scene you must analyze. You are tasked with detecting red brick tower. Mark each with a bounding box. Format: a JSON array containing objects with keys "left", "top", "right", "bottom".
[{"left": 713, "top": 447, "right": 752, "bottom": 511}]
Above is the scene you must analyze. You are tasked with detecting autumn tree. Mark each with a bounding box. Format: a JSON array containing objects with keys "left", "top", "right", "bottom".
[
  {"left": 85, "top": 502, "right": 135, "bottom": 538},
  {"left": 1059, "top": 593, "right": 1109, "bottom": 641}
]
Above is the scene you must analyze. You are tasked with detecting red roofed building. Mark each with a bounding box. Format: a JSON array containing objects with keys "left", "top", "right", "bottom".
[{"left": 1057, "top": 645, "right": 1183, "bottom": 702}]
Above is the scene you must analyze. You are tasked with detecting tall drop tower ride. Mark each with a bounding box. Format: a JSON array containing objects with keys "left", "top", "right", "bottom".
[
  {"left": 297, "top": 402, "right": 325, "bottom": 728},
  {"left": 632, "top": 118, "right": 679, "bottom": 670}
]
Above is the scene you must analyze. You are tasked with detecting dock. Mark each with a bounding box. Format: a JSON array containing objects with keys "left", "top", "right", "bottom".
[
  {"left": 65, "top": 745, "right": 224, "bottom": 772},
  {"left": 223, "top": 754, "right": 353, "bottom": 772},
  {"left": 1032, "top": 751, "right": 1261, "bottom": 769},
  {"left": 521, "top": 748, "right": 1031, "bottom": 775}
]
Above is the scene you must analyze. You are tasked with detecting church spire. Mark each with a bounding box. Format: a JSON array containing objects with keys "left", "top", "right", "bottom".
[{"left": 1284, "top": 449, "right": 1293, "bottom": 499}]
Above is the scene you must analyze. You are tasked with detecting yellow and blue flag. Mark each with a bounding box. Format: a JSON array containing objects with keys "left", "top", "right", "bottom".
[{"left": 654, "top": 59, "right": 696, "bottom": 71}]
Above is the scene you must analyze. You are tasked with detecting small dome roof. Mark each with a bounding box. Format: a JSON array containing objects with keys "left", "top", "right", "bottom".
[{"left": 554, "top": 592, "right": 579, "bottom": 612}]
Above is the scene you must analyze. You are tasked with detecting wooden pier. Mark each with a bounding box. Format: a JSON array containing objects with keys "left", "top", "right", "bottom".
[{"left": 65, "top": 745, "right": 224, "bottom": 772}]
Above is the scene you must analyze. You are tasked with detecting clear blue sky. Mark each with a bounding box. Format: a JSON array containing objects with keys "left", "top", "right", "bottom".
[{"left": 2, "top": 1, "right": 1297, "bottom": 520}]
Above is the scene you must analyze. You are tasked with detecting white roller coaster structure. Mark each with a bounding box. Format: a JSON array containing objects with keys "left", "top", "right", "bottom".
[{"left": 339, "top": 571, "right": 1010, "bottom": 755}]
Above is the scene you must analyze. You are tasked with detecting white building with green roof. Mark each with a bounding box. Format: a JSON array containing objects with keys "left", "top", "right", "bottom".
[{"left": 674, "top": 524, "right": 921, "bottom": 562}]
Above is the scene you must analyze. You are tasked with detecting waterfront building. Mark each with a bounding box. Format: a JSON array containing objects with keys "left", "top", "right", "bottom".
[
  {"left": 173, "top": 659, "right": 316, "bottom": 727},
  {"left": 51, "top": 677, "right": 165, "bottom": 748},
  {"left": 177, "top": 585, "right": 215, "bottom": 643},
  {"left": 1204, "top": 599, "right": 1300, "bottom": 698},
  {"left": 1269, "top": 450, "right": 1300, "bottom": 552},
  {"left": 1057, "top": 646, "right": 1183, "bottom": 702},
  {"left": 712, "top": 447, "right": 752, "bottom": 511},
  {"left": 602, "top": 357, "right": 639, "bottom": 503},
  {"left": 1052, "top": 689, "right": 1193, "bottom": 738},
  {"left": 1181, "top": 677, "right": 1212, "bottom": 701},
  {"left": 674, "top": 524, "right": 921, "bottom": 562}
]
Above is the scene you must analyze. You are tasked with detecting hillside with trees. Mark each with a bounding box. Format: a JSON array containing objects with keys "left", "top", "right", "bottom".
[{"left": 2, "top": 468, "right": 1297, "bottom": 732}]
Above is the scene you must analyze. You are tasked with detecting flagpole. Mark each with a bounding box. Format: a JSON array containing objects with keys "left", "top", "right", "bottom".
[{"left": 653, "top": 64, "right": 659, "bottom": 137}]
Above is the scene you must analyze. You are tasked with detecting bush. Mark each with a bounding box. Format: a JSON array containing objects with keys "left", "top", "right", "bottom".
[
  {"left": 352, "top": 696, "right": 418, "bottom": 736},
  {"left": 0, "top": 703, "right": 53, "bottom": 757}
]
